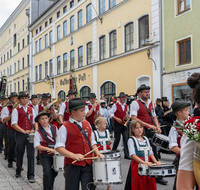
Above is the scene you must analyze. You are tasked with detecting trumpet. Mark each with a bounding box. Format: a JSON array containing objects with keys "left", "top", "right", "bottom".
[
  {"left": 12, "top": 100, "right": 19, "bottom": 111},
  {"left": 2, "top": 99, "right": 10, "bottom": 108},
  {"left": 93, "top": 110, "right": 100, "bottom": 124},
  {"left": 37, "top": 97, "right": 42, "bottom": 105},
  {"left": 44, "top": 98, "right": 62, "bottom": 112},
  {"left": 124, "top": 118, "right": 130, "bottom": 127},
  {"left": 123, "top": 112, "right": 130, "bottom": 127}
]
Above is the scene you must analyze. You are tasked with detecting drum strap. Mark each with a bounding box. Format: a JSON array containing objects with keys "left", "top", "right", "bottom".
[
  {"left": 39, "top": 125, "right": 55, "bottom": 146},
  {"left": 74, "top": 122, "right": 92, "bottom": 150}
]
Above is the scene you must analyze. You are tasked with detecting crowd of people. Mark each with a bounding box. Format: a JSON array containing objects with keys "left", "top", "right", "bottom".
[{"left": 0, "top": 75, "right": 199, "bottom": 190}]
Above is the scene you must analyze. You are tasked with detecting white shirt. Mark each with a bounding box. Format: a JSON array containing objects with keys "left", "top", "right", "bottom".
[
  {"left": 11, "top": 105, "right": 36, "bottom": 126},
  {"left": 130, "top": 99, "right": 156, "bottom": 117},
  {"left": 34, "top": 124, "right": 58, "bottom": 149},
  {"left": 179, "top": 135, "right": 195, "bottom": 171},
  {"left": 58, "top": 102, "right": 67, "bottom": 116},
  {"left": 168, "top": 126, "right": 179, "bottom": 150},
  {"left": 29, "top": 103, "right": 39, "bottom": 116},
  {"left": 128, "top": 137, "right": 153, "bottom": 157},
  {"left": 55, "top": 117, "right": 97, "bottom": 149},
  {"left": 85, "top": 102, "right": 103, "bottom": 115},
  {"left": 108, "top": 102, "right": 128, "bottom": 118},
  {"left": 1, "top": 106, "right": 11, "bottom": 121}
]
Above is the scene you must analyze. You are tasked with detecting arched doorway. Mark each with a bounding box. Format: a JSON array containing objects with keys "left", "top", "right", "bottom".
[
  {"left": 58, "top": 90, "right": 66, "bottom": 102},
  {"left": 100, "top": 81, "right": 116, "bottom": 103},
  {"left": 80, "top": 86, "right": 91, "bottom": 101}
]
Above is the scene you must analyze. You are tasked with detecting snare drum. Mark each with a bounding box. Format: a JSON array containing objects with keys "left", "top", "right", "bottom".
[
  {"left": 93, "top": 150, "right": 122, "bottom": 185},
  {"left": 53, "top": 152, "right": 64, "bottom": 172},
  {"left": 28, "top": 133, "right": 35, "bottom": 144},
  {"left": 152, "top": 133, "right": 169, "bottom": 151},
  {"left": 148, "top": 165, "right": 176, "bottom": 178}
]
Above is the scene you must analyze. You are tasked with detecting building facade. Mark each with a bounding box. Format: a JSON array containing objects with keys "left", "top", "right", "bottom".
[{"left": 162, "top": 0, "right": 198, "bottom": 103}]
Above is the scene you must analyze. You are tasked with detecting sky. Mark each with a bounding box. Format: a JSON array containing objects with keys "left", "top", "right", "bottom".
[{"left": 0, "top": 0, "right": 22, "bottom": 28}]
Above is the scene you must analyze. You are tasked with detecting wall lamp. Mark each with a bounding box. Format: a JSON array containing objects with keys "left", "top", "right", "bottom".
[
  {"left": 147, "top": 49, "right": 157, "bottom": 70},
  {"left": 43, "top": 75, "right": 54, "bottom": 88}
]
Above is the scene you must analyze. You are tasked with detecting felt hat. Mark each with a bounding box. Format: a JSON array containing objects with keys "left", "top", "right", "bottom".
[
  {"left": 0, "top": 95, "right": 7, "bottom": 100},
  {"left": 118, "top": 92, "right": 126, "bottom": 98},
  {"left": 67, "top": 98, "right": 86, "bottom": 112},
  {"left": 9, "top": 92, "right": 18, "bottom": 99},
  {"left": 137, "top": 84, "right": 151, "bottom": 93},
  {"left": 67, "top": 90, "right": 76, "bottom": 97},
  {"left": 18, "top": 92, "right": 29, "bottom": 99},
  {"left": 30, "top": 94, "right": 37, "bottom": 100},
  {"left": 161, "top": 97, "right": 169, "bottom": 101},
  {"left": 171, "top": 100, "right": 191, "bottom": 113},
  {"left": 156, "top": 98, "right": 162, "bottom": 102},
  {"left": 42, "top": 93, "right": 50, "bottom": 99},
  {"left": 89, "top": 93, "right": 96, "bottom": 98},
  {"left": 35, "top": 111, "right": 50, "bottom": 123}
]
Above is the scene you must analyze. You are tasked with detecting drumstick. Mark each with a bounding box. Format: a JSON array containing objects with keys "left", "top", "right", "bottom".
[
  {"left": 72, "top": 147, "right": 99, "bottom": 164},
  {"left": 84, "top": 157, "right": 99, "bottom": 160},
  {"left": 148, "top": 125, "right": 167, "bottom": 130},
  {"left": 141, "top": 163, "right": 165, "bottom": 166},
  {"left": 29, "top": 130, "right": 35, "bottom": 133}
]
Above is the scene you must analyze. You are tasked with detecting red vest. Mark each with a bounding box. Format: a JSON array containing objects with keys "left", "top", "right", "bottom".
[
  {"left": 63, "top": 120, "right": 93, "bottom": 166},
  {"left": 0, "top": 106, "right": 3, "bottom": 123},
  {"left": 114, "top": 102, "right": 128, "bottom": 125},
  {"left": 136, "top": 100, "right": 154, "bottom": 128},
  {"left": 28, "top": 103, "right": 34, "bottom": 109},
  {"left": 7, "top": 106, "right": 13, "bottom": 130},
  {"left": 16, "top": 107, "right": 33, "bottom": 131},
  {"left": 86, "top": 104, "right": 100, "bottom": 126},
  {"left": 64, "top": 101, "right": 71, "bottom": 122},
  {"left": 38, "top": 125, "right": 57, "bottom": 156},
  {"left": 174, "top": 124, "right": 183, "bottom": 157},
  {"left": 38, "top": 104, "right": 44, "bottom": 113}
]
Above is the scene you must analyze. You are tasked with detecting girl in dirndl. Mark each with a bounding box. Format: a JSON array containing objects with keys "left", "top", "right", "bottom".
[{"left": 124, "top": 120, "right": 161, "bottom": 190}]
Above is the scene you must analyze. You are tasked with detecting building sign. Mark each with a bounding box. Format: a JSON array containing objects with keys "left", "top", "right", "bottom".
[
  {"left": 185, "top": 68, "right": 200, "bottom": 81},
  {"left": 60, "top": 73, "right": 86, "bottom": 86}
]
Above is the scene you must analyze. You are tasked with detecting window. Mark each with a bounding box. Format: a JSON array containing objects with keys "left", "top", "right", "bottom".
[
  {"left": 18, "top": 42, "right": 20, "bottom": 52},
  {"left": 78, "top": 46, "right": 83, "bottom": 67},
  {"left": 10, "top": 49, "right": 12, "bottom": 58},
  {"left": 7, "top": 67, "right": 9, "bottom": 77},
  {"left": 39, "top": 26, "right": 42, "bottom": 32},
  {"left": 70, "top": 50, "right": 75, "bottom": 70},
  {"left": 86, "top": 4, "right": 92, "bottom": 23},
  {"left": 70, "top": 0, "right": 74, "bottom": 8},
  {"left": 27, "top": 78, "right": 29, "bottom": 90},
  {"left": 36, "top": 29, "right": 38, "bottom": 35},
  {"left": 4, "top": 55, "right": 5, "bottom": 62},
  {"left": 49, "top": 59, "right": 53, "bottom": 77},
  {"left": 101, "top": 81, "right": 116, "bottom": 102},
  {"left": 1, "top": 57, "right": 2, "bottom": 64},
  {"left": 139, "top": 15, "right": 149, "bottom": 47},
  {"left": 14, "top": 33, "right": 17, "bottom": 47},
  {"left": 22, "top": 57, "right": 25, "bottom": 69},
  {"left": 80, "top": 86, "right": 91, "bottom": 101},
  {"left": 178, "top": 38, "right": 191, "bottom": 65},
  {"left": 57, "top": 25, "right": 61, "bottom": 40},
  {"left": 22, "top": 80, "right": 24, "bottom": 91},
  {"left": 57, "top": 56, "right": 61, "bottom": 74},
  {"left": 99, "top": 35, "right": 106, "bottom": 60},
  {"left": 63, "top": 53, "right": 68, "bottom": 72},
  {"left": 35, "top": 66, "right": 38, "bottom": 81},
  {"left": 63, "top": 21, "right": 67, "bottom": 36},
  {"left": 49, "top": 30, "right": 53, "bottom": 45},
  {"left": 10, "top": 66, "right": 12, "bottom": 75},
  {"left": 78, "top": 10, "right": 83, "bottom": 28},
  {"left": 110, "top": 30, "right": 117, "bottom": 57},
  {"left": 3, "top": 69, "right": 5, "bottom": 75},
  {"left": 58, "top": 90, "right": 66, "bottom": 102},
  {"left": 125, "top": 22, "right": 134, "bottom": 51},
  {"left": 70, "top": 16, "right": 75, "bottom": 32},
  {"left": 57, "top": 11, "right": 60, "bottom": 18},
  {"left": 109, "top": 0, "right": 116, "bottom": 9},
  {"left": 7, "top": 52, "right": 9, "bottom": 60},
  {"left": 14, "top": 83, "right": 16, "bottom": 92},
  {"left": 99, "top": 0, "right": 105, "bottom": 14},
  {"left": 22, "top": 39, "right": 25, "bottom": 48},
  {"left": 63, "top": 5, "right": 67, "bottom": 13},
  {"left": 45, "top": 34, "right": 48, "bottom": 48},
  {"left": 27, "top": 34, "right": 29, "bottom": 45},
  {"left": 39, "top": 64, "right": 42, "bottom": 80},
  {"left": 87, "top": 42, "right": 92, "bottom": 64},
  {"left": 39, "top": 38, "right": 42, "bottom": 51},
  {"left": 45, "top": 21, "right": 48, "bottom": 27},
  {"left": 27, "top": 54, "right": 29, "bottom": 66},
  {"left": 18, "top": 60, "right": 20, "bottom": 71},
  {"left": 178, "top": 0, "right": 190, "bottom": 14},
  {"left": 18, "top": 82, "right": 20, "bottom": 93},
  {"left": 45, "top": 61, "right": 48, "bottom": 77},
  {"left": 10, "top": 85, "right": 12, "bottom": 93},
  {"left": 35, "top": 41, "right": 38, "bottom": 53},
  {"left": 14, "top": 63, "right": 16, "bottom": 73},
  {"left": 49, "top": 17, "right": 53, "bottom": 24}
]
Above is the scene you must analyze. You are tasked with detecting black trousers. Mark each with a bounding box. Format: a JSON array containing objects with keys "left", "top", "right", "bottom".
[
  {"left": 0, "top": 123, "right": 4, "bottom": 150},
  {"left": 40, "top": 153, "right": 58, "bottom": 190},
  {"left": 112, "top": 122, "right": 129, "bottom": 158},
  {"left": 3, "top": 125, "right": 8, "bottom": 156},
  {"left": 65, "top": 163, "right": 95, "bottom": 190},
  {"left": 16, "top": 132, "right": 34, "bottom": 178},
  {"left": 8, "top": 129, "right": 16, "bottom": 163}
]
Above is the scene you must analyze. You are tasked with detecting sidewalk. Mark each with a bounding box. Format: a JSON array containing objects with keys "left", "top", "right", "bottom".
[{"left": 0, "top": 152, "right": 43, "bottom": 190}]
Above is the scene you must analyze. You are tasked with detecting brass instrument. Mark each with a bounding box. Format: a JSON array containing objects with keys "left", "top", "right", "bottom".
[
  {"left": 123, "top": 112, "right": 130, "bottom": 127},
  {"left": 2, "top": 99, "right": 10, "bottom": 108},
  {"left": 93, "top": 110, "right": 100, "bottom": 124},
  {"left": 37, "top": 97, "right": 42, "bottom": 105},
  {"left": 56, "top": 106, "right": 62, "bottom": 124},
  {"left": 44, "top": 98, "right": 62, "bottom": 112},
  {"left": 12, "top": 100, "right": 19, "bottom": 111},
  {"left": 124, "top": 117, "right": 130, "bottom": 127},
  {"left": 65, "top": 97, "right": 68, "bottom": 103}
]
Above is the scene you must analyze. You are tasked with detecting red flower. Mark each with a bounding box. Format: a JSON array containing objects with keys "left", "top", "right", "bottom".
[
  {"left": 74, "top": 91, "right": 76, "bottom": 93},
  {"left": 49, "top": 96, "right": 51, "bottom": 98},
  {"left": 27, "top": 93, "right": 29, "bottom": 96},
  {"left": 196, "top": 122, "right": 200, "bottom": 131}
]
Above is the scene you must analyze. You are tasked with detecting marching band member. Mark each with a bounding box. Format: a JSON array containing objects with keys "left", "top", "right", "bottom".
[
  {"left": 109, "top": 92, "right": 130, "bottom": 159},
  {"left": 58, "top": 90, "right": 75, "bottom": 124},
  {"left": 1, "top": 92, "right": 18, "bottom": 167},
  {"left": 55, "top": 98, "right": 104, "bottom": 190},
  {"left": 38, "top": 93, "right": 50, "bottom": 113},
  {"left": 50, "top": 102, "right": 62, "bottom": 129},
  {"left": 168, "top": 100, "right": 190, "bottom": 190},
  {"left": 34, "top": 111, "right": 58, "bottom": 190},
  {"left": 85, "top": 93, "right": 103, "bottom": 131},
  {"left": 11, "top": 92, "right": 37, "bottom": 182},
  {"left": 28, "top": 94, "right": 39, "bottom": 116}
]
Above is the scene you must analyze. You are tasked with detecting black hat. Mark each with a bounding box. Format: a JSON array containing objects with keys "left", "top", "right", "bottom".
[
  {"left": 171, "top": 100, "right": 191, "bottom": 113},
  {"left": 67, "top": 90, "right": 76, "bottom": 97},
  {"left": 35, "top": 111, "right": 50, "bottom": 123},
  {"left": 161, "top": 97, "right": 168, "bottom": 101},
  {"left": 0, "top": 95, "right": 7, "bottom": 100},
  {"left": 18, "top": 91, "right": 29, "bottom": 99},
  {"left": 30, "top": 94, "right": 37, "bottom": 100},
  {"left": 67, "top": 98, "right": 86, "bottom": 112},
  {"left": 42, "top": 93, "right": 50, "bottom": 99},
  {"left": 118, "top": 92, "right": 126, "bottom": 98},
  {"left": 156, "top": 98, "right": 162, "bottom": 102},
  {"left": 9, "top": 92, "right": 18, "bottom": 99},
  {"left": 137, "top": 84, "right": 151, "bottom": 93},
  {"left": 89, "top": 93, "right": 96, "bottom": 98}
]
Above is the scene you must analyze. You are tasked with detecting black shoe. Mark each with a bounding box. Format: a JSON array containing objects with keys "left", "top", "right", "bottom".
[
  {"left": 15, "top": 173, "right": 21, "bottom": 178},
  {"left": 156, "top": 178, "right": 168, "bottom": 185},
  {"left": 37, "top": 159, "right": 41, "bottom": 165},
  {"left": 13, "top": 157, "right": 16, "bottom": 162},
  {"left": 4, "top": 155, "right": 8, "bottom": 160},
  {"left": 124, "top": 156, "right": 132, "bottom": 160},
  {"left": 21, "top": 167, "right": 24, "bottom": 171},
  {"left": 28, "top": 177, "right": 35, "bottom": 183},
  {"left": 8, "top": 163, "right": 13, "bottom": 168},
  {"left": 0, "top": 150, "right": 2, "bottom": 153}
]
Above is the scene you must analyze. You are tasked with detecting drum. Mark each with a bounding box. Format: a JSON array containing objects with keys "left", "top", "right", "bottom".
[
  {"left": 93, "top": 150, "right": 122, "bottom": 185},
  {"left": 152, "top": 133, "right": 169, "bottom": 151},
  {"left": 28, "top": 133, "right": 35, "bottom": 143},
  {"left": 193, "top": 142, "right": 200, "bottom": 186},
  {"left": 53, "top": 152, "right": 64, "bottom": 172}
]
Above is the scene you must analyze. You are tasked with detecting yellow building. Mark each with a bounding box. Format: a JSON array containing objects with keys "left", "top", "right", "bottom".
[
  {"left": 0, "top": 0, "right": 31, "bottom": 96},
  {"left": 29, "top": 0, "right": 162, "bottom": 102}
]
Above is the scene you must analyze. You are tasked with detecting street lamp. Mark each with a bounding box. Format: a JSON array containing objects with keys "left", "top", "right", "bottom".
[
  {"left": 146, "top": 49, "right": 157, "bottom": 70},
  {"left": 43, "top": 75, "right": 54, "bottom": 88}
]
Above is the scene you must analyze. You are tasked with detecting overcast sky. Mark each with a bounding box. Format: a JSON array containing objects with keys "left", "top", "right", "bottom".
[{"left": 0, "top": 0, "right": 22, "bottom": 28}]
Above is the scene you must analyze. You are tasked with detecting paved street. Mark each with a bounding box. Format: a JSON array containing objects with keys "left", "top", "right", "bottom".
[{"left": 0, "top": 138, "right": 176, "bottom": 190}]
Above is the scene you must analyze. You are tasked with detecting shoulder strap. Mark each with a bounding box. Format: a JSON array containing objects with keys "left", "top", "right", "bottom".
[
  {"left": 94, "top": 130, "right": 99, "bottom": 142},
  {"left": 74, "top": 122, "right": 92, "bottom": 150},
  {"left": 39, "top": 127, "right": 51, "bottom": 146},
  {"left": 50, "top": 124, "right": 56, "bottom": 143},
  {"left": 21, "top": 107, "right": 34, "bottom": 130}
]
